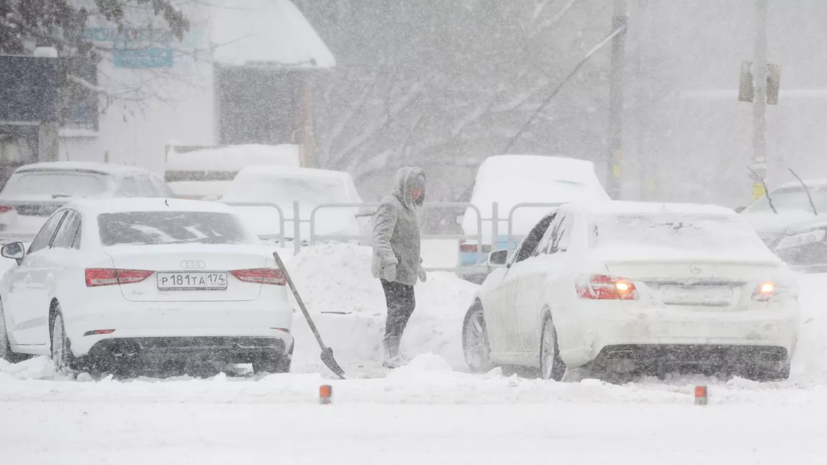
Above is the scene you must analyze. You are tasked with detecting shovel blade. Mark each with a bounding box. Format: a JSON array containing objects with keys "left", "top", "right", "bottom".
[{"left": 321, "top": 347, "right": 346, "bottom": 379}]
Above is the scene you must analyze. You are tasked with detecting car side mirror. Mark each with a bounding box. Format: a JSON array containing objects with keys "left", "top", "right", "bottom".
[
  {"left": 488, "top": 249, "right": 509, "bottom": 268},
  {"left": 2, "top": 242, "right": 25, "bottom": 265},
  {"left": 734, "top": 206, "right": 746, "bottom": 214}
]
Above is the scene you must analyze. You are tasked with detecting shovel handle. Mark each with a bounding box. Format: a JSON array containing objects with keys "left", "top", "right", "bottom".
[{"left": 273, "top": 251, "right": 327, "bottom": 350}]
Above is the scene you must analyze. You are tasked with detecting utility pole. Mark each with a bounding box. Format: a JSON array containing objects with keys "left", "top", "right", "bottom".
[
  {"left": 751, "top": 0, "right": 768, "bottom": 198},
  {"left": 607, "top": 0, "right": 628, "bottom": 199}
]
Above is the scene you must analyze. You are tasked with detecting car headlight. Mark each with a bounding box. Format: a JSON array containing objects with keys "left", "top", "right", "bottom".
[{"left": 775, "top": 229, "right": 826, "bottom": 250}]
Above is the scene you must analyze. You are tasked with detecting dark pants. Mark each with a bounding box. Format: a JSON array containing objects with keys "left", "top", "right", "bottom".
[{"left": 380, "top": 279, "right": 416, "bottom": 356}]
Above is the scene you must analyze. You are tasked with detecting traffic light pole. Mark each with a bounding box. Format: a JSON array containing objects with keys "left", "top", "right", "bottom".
[
  {"left": 606, "top": 0, "right": 628, "bottom": 199},
  {"left": 751, "top": 0, "right": 768, "bottom": 198}
]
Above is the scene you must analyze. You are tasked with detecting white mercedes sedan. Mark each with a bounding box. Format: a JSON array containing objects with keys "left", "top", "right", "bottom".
[
  {"left": 463, "top": 201, "right": 800, "bottom": 381},
  {"left": 0, "top": 199, "right": 293, "bottom": 375}
]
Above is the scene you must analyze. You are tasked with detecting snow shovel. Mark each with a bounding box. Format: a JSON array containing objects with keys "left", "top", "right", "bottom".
[{"left": 273, "top": 251, "right": 346, "bottom": 379}]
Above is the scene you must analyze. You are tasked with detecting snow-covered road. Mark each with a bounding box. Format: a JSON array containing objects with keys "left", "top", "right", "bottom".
[{"left": 1, "top": 244, "right": 826, "bottom": 464}]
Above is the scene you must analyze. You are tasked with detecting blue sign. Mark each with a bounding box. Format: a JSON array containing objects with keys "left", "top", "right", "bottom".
[{"left": 113, "top": 48, "right": 174, "bottom": 69}]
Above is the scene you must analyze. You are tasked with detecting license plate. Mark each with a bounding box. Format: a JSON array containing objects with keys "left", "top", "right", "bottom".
[
  {"left": 659, "top": 285, "right": 733, "bottom": 306},
  {"left": 157, "top": 272, "right": 228, "bottom": 290}
]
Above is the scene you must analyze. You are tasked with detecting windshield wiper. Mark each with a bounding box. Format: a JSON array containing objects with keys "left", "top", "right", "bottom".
[
  {"left": 747, "top": 166, "right": 777, "bottom": 214},
  {"left": 787, "top": 167, "right": 818, "bottom": 216}
]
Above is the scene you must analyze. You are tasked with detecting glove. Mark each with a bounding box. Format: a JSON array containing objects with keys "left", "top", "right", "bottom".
[
  {"left": 418, "top": 266, "right": 427, "bottom": 283},
  {"left": 383, "top": 263, "right": 397, "bottom": 282}
]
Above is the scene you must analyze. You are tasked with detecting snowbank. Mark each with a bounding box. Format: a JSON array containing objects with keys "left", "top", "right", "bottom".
[{"left": 284, "top": 244, "right": 479, "bottom": 374}]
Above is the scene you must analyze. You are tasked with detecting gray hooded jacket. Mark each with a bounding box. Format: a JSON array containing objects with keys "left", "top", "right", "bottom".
[{"left": 371, "top": 167, "right": 426, "bottom": 285}]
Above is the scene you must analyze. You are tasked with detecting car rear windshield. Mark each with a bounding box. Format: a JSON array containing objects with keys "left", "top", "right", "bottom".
[
  {"left": 744, "top": 186, "right": 827, "bottom": 214},
  {"left": 98, "top": 211, "right": 255, "bottom": 246},
  {"left": 2, "top": 172, "right": 108, "bottom": 198},
  {"left": 590, "top": 213, "right": 765, "bottom": 253}
]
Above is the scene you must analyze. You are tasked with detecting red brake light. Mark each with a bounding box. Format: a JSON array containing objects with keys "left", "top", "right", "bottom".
[
  {"left": 575, "top": 274, "right": 639, "bottom": 300},
  {"left": 460, "top": 244, "right": 478, "bottom": 253},
  {"left": 231, "top": 268, "right": 285, "bottom": 285},
  {"left": 85, "top": 268, "right": 153, "bottom": 287},
  {"left": 752, "top": 282, "right": 775, "bottom": 302},
  {"left": 0, "top": 206, "right": 14, "bottom": 213}
]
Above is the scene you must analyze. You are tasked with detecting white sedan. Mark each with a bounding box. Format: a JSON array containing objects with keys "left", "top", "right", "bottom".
[
  {"left": 0, "top": 199, "right": 293, "bottom": 374},
  {"left": 462, "top": 201, "right": 800, "bottom": 381}
]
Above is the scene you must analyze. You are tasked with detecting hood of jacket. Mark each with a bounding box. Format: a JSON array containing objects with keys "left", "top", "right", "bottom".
[{"left": 391, "top": 167, "right": 426, "bottom": 210}]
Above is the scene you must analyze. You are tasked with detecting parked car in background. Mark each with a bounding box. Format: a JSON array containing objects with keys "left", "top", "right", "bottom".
[
  {"left": 0, "top": 198, "right": 293, "bottom": 374},
  {"left": 164, "top": 144, "right": 300, "bottom": 200},
  {"left": 741, "top": 178, "right": 827, "bottom": 272},
  {"left": 458, "top": 155, "right": 610, "bottom": 283},
  {"left": 0, "top": 162, "right": 174, "bottom": 243},
  {"left": 221, "top": 165, "right": 370, "bottom": 244},
  {"left": 462, "top": 201, "right": 799, "bottom": 381}
]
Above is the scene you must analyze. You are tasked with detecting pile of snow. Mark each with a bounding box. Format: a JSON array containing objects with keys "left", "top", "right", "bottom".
[
  {"left": 284, "top": 244, "right": 479, "bottom": 374},
  {"left": 790, "top": 273, "right": 827, "bottom": 382}
]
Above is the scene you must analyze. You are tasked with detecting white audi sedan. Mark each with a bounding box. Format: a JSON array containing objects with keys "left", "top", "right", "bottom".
[
  {"left": 463, "top": 201, "right": 800, "bottom": 381},
  {"left": 0, "top": 199, "right": 293, "bottom": 374}
]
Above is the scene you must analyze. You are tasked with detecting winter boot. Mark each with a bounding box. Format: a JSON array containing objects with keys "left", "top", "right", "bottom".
[{"left": 382, "top": 335, "right": 402, "bottom": 368}]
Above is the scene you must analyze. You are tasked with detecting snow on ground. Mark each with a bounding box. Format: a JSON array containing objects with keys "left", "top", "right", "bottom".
[{"left": 2, "top": 244, "right": 827, "bottom": 463}]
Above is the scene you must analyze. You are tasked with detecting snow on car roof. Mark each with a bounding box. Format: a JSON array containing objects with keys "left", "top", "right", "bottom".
[
  {"left": 561, "top": 200, "right": 739, "bottom": 217},
  {"left": 15, "top": 162, "right": 152, "bottom": 176},
  {"left": 165, "top": 144, "right": 300, "bottom": 172},
  {"left": 66, "top": 198, "right": 236, "bottom": 216}
]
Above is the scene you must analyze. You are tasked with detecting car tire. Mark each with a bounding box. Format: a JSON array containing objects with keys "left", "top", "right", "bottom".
[
  {"left": 462, "top": 301, "right": 494, "bottom": 373},
  {"left": 50, "top": 307, "right": 76, "bottom": 374},
  {"left": 0, "top": 300, "right": 28, "bottom": 363},
  {"left": 539, "top": 313, "right": 565, "bottom": 381}
]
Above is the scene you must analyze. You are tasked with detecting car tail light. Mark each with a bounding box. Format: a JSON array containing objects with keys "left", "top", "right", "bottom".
[
  {"left": 575, "top": 274, "right": 639, "bottom": 300},
  {"left": 752, "top": 282, "right": 775, "bottom": 302},
  {"left": 460, "top": 244, "right": 478, "bottom": 253},
  {"left": 0, "top": 205, "right": 14, "bottom": 214},
  {"left": 231, "top": 268, "right": 286, "bottom": 285},
  {"left": 85, "top": 268, "right": 153, "bottom": 287}
]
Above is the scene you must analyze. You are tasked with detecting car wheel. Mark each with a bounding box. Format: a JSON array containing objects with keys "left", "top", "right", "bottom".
[
  {"left": 0, "top": 300, "right": 27, "bottom": 363},
  {"left": 50, "top": 308, "right": 76, "bottom": 374},
  {"left": 539, "top": 314, "right": 565, "bottom": 381},
  {"left": 462, "top": 301, "right": 494, "bottom": 373}
]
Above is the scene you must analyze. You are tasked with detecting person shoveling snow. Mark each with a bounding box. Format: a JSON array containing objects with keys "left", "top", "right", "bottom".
[{"left": 371, "top": 167, "right": 427, "bottom": 368}]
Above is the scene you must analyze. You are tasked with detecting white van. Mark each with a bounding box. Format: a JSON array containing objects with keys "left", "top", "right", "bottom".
[{"left": 458, "top": 155, "right": 610, "bottom": 282}]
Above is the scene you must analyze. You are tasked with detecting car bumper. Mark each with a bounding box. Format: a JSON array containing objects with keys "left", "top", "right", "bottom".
[
  {"left": 82, "top": 335, "right": 291, "bottom": 365},
  {"left": 555, "top": 303, "right": 800, "bottom": 368},
  {"left": 64, "top": 299, "right": 293, "bottom": 358}
]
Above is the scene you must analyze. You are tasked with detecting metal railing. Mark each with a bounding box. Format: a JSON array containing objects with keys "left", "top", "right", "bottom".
[{"left": 220, "top": 200, "right": 562, "bottom": 275}]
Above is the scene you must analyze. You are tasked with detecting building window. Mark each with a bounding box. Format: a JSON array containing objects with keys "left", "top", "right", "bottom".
[{"left": 60, "top": 59, "right": 99, "bottom": 131}]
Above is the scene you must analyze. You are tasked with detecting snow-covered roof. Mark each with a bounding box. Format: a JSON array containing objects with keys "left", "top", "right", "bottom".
[
  {"left": 67, "top": 198, "right": 237, "bottom": 216},
  {"left": 165, "top": 144, "right": 301, "bottom": 172},
  {"left": 210, "top": 0, "right": 335, "bottom": 68},
  {"left": 15, "top": 162, "right": 151, "bottom": 176},
  {"left": 562, "top": 201, "right": 739, "bottom": 217}
]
